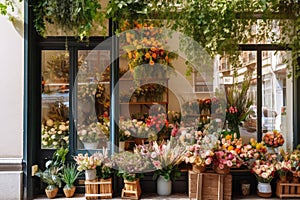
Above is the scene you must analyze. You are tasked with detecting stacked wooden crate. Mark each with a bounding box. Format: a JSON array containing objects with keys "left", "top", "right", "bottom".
[
  {"left": 188, "top": 170, "right": 232, "bottom": 200},
  {"left": 85, "top": 178, "right": 113, "bottom": 199},
  {"left": 276, "top": 180, "right": 300, "bottom": 199}
]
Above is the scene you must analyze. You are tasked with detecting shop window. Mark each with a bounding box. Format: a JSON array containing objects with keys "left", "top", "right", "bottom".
[{"left": 41, "top": 50, "right": 70, "bottom": 149}]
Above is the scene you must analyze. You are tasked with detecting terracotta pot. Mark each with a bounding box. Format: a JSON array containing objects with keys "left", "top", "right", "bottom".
[
  {"left": 63, "top": 186, "right": 76, "bottom": 198},
  {"left": 45, "top": 187, "right": 58, "bottom": 199}
]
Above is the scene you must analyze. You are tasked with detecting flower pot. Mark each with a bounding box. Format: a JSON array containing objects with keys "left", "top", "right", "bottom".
[
  {"left": 192, "top": 164, "right": 206, "bottom": 173},
  {"left": 83, "top": 142, "right": 98, "bottom": 149},
  {"left": 257, "top": 182, "right": 272, "bottom": 198},
  {"left": 241, "top": 183, "right": 250, "bottom": 196},
  {"left": 63, "top": 186, "right": 76, "bottom": 198},
  {"left": 157, "top": 175, "right": 172, "bottom": 196},
  {"left": 280, "top": 175, "right": 288, "bottom": 182},
  {"left": 85, "top": 169, "right": 97, "bottom": 180},
  {"left": 292, "top": 176, "right": 299, "bottom": 183},
  {"left": 119, "top": 141, "right": 125, "bottom": 152},
  {"left": 213, "top": 165, "right": 230, "bottom": 174},
  {"left": 45, "top": 187, "right": 58, "bottom": 199}
]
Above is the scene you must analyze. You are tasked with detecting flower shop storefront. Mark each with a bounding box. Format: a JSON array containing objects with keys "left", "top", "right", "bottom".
[{"left": 22, "top": 0, "right": 300, "bottom": 199}]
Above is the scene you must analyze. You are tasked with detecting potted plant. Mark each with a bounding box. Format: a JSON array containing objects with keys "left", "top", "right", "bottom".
[
  {"left": 74, "top": 152, "right": 103, "bottom": 180},
  {"left": 35, "top": 166, "right": 62, "bottom": 199},
  {"left": 60, "top": 164, "right": 81, "bottom": 198},
  {"left": 135, "top": 138, "right": 186, "bottom": 196},
  {"left": 35, "top": 147, "right": 69, "bottom": 198}
]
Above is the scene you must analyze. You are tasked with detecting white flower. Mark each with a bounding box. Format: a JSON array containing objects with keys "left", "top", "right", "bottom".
[
  {"left": 46, "top": 119, "right": 54, "bottom": 127},
  {"left": 81, "top": 130, "right": 87, "bottom": 135},
  {"left": 42, "top": 141, "right": 48, "bottom": 146},
  {"left": 57, "top": 131, "right": 62, "bottom": 135},
  {"left": 53, "top": 142, "right": 58, "bottom": 146},
  {"left": 51, "top": 135, "right": 56, "bottom": 139},
  {"left": 59, "top": 124, "right": 67, "bottom": 131}
]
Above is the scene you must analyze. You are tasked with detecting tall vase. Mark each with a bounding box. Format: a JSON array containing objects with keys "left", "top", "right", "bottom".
[
  {"left": 157, "top": 175, "right": 172, "bottom": 196},
  {"left": 85, "top": 169, "right": 97, "bottom": 180},
  {"left": 257, "top": 182, "right": 272, "bottom": 198}
]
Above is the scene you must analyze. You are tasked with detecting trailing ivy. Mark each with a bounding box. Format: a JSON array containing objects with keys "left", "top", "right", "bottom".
[{"left": 32, "top": 0, "right": 106, "bottom": 40}]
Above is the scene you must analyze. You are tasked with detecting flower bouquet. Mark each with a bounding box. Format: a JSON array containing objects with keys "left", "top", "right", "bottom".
[
  {"left": 42, "top": 119, "right": 69, "bottom": 149},
  {"left": 213, "top": 150, "right": 243, "bottom": 174},
  {"left": 112, "top": 151, "right": 151, "bottom": 182},
  {"left": 263, "top": 130, "right": 285, "bottom": 148},
  {"left": 251, "top": 159, "right": 276, "bottom": 197},
  {"left": 74, "top": 151, "right": 110, "bottom": 181}
]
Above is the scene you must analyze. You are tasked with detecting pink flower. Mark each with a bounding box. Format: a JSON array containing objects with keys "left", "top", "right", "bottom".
[
  {"left": 227, "top": 160, "right": 233, "bottom": 167},
  {"left": 152, "top": 160, "right": 162, "bottom": 170},
  {"left": 219, "top": 164, "right": 224, "bottom": 169}
]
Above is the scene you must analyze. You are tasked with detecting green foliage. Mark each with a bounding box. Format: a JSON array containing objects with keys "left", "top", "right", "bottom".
[
  {"left": 60, "top": 164, "right": 81, "bottom": 189},
  {"left": 153, "top": 164, "right": 181, "bottom": 182},
  {"left": 35, "top": 147, "right": 69, "bottom": 189},
  {"left": 117, "top": 171, "right": 144, "bottom": 182},
  {"left": 32, "top": 0, "right": 106, "bottom": 39},
  {"left": 96, "top": 165, "right": 114, "bottom": 179}
]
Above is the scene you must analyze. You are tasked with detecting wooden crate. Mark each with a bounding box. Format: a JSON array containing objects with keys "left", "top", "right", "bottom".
[
  {"left": 121, "top": 179, "right": 142, "bottom": 199},
  {"left": 276, "top": 180, "right": 300, "bottom": 199},
  {"left": 85, "top": 178, "right": 113, "bottom": 199},
  {"left": 188, "top": 170, "right": 232, "bottom": 200}
]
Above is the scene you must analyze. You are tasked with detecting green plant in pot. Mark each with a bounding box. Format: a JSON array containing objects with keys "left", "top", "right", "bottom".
[
  {"left": 35, "top": 147, "right": 69, "bottom": 198},
  {"left": 60, "top": 164, "right": 81, "bottom": 198},
  {"left": 35, "top": 164, "right": 62, "bottom": 199}
]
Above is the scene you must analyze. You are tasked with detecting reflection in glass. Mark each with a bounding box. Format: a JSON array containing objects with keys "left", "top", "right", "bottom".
[
  {"left": 41, "top": 50, "right": 70, "bottom": 149},
  {"left": 76, "top": 50, "right": 111, "bottom": 150}
]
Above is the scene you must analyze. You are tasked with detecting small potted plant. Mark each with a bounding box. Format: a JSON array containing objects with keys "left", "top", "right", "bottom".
[
  {"left": 35, "top": 166, "right": 62, "bottom": 199},
  {"left": 60, "top": 164, "right": 81, "bottom": 198},
  {"left": 35, "top": 147, "right": 69, "bottom": 198}
]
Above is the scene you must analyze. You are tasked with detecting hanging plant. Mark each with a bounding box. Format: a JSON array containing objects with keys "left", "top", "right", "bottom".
[{"left": 32, "top": 0, "right": 106, "bottom": 40}]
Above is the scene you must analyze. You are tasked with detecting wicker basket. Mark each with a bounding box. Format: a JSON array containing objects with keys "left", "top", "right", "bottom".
[
  {"left": 213, "top": 165, "right": 230, "bottom": 174},
  {"left": 192, "top": 164, "right": 206, "bottom": 173}
]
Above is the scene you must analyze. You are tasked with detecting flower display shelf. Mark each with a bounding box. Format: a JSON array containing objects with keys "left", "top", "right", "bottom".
[
  {"left": 121, "top": 179, "right": 142, "bottom": 199},
  {"left": 188, "top": 170, "right": 232, "bottom": 200},
  {"left": 85, "top": 178, "right": 113, "bottom": 199},
  {"left": 276, "top": 180, "right": 300, "bottom": 199}
]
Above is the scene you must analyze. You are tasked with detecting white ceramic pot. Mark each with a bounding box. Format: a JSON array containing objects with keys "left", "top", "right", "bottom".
[
  {"left": 85, "top": 169, "right": 97, "bottom": 180},
  {"left": 83, "top": 142, "right": 98, "bottom": 149},
  {"left": 157, "top": 175, "right": 172, "bottom": 196},
  {"left": 257, "top": 182, "right": 272, "bottom": 193}
]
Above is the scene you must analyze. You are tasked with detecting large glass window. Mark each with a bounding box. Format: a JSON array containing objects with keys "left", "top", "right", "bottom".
[
  {"left": 41, "top": 50, "right": 70, "bottom": 149},
  {"left": 76, "top": 50, "right": 111, "bottom": 150}
]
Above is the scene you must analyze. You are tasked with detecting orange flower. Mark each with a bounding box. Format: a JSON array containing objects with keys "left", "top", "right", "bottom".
[
  {"left": 165, "top": 55, "right": 169, "bottom": 61},
  {"left": 149, "top": 60, "right": 155, "bottom": 65},
  {"left": 152, "top": 53, "right": 157, "bottom": 59},
  {"left": 145, "top": 52, "right": 151, "bottom": 59}
]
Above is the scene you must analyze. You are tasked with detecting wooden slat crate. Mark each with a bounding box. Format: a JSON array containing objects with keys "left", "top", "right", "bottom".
[
  {"left": 121, "top": 179, "right": 142, "bottom": 199},
  {"left": 276, "top": 180, "right": 300, "bottom": 199},
  {"left": 189, "top": 170, "right": 232, "bottom": 200},
  {"left": 85, "top": 178, "right": 113, "bottom": 199}
]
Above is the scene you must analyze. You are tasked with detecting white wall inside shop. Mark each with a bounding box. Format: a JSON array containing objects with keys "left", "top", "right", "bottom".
[{"left": 0, "top": 1, "right": 24, "bottom": 199}]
